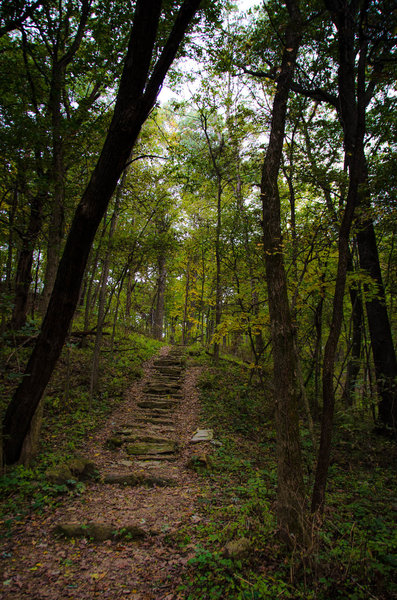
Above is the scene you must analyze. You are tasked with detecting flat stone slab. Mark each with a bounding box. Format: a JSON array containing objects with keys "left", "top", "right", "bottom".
[
  {"left": 134, "top": 455, "right": 178, "bottom": 462},
  {"left": 153, "top": 360, "right": 185, "bottom": 368},
  {"left": 143, "top": 385, "right": 181, "bottom": 395},
  {"left": 125, "top": 441, "right": 178, "bottom": 456},
  {"left": 138, "top": 400, "right": 177, "bottom": 409},
  {"left": 155, "top": 367, "right": 183, "bottom": 375},
  {"left": 191, "top": 429, "right": 214, "bottom": 443},
  {"left": 135, "top": 417, "right": 174, "bottom": 426},
  {"left": 118, "top": 460, "right": 134, "bottom": 467},
  {"left": 103, "top": 473, "right": 177, "bottom": 487},
  {"left": 106, "top": 434, "right": 172, "bottom": 448}
]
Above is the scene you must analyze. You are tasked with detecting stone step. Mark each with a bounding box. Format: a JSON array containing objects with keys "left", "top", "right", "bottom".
[
  {"left": 106, "top": 434, "right": 174, "bottom": 449},
  {"left": 155, "top": 364, "right": 183, "bottom": 371},
  {"left": 125, "top": 440, "right": 178, "bottom": 456},
  {"left": 103, "top": 472, "right": 178, "bottom": 487},
  {"left": 116, "top": 425, "right": 176, "bottom": 434},
  {"left": 150, "top": 376, "right": 182, "bottom": 384},
  {"left": 153, "top": 360, "right": 185, "bottom": 368},
  {"left": 143, "top": 384, "right": 181, "bottom": 395},
  {"left": 55, "top": 522, "right": 147, "bottom": 541},
  {"left": 133, "top": 454, "right": 178, "bottom": 462},
  {"left": 137, "top": 400, "right": 177, "bottom": 410},
  {"left": 135, "top": 417, "right": 174, "bottom": 426}
]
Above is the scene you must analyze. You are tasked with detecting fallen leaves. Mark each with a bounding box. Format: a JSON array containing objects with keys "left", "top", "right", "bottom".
[{"left": 0, "top": 350, "right": 205, "bottom": 600}]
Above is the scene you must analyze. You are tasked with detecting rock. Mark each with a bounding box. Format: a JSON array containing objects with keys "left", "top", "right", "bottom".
[
  {"left": 118, "top": 460, "right": 134, "bottom": 467},
  {"left": 55, "top": 522, "right": 147, "bottom": 541},
  {"left": 143, "top": 383, "right": 180, "bottom": 395},
  {"left": 135, "top": 455, "right": 177, "bottom": 462},
  {"left": 125, "top": 441, "right": 178, "bottom": 456},
  {"left": 45, "top": 464, "right": 73, "bottom": 485},
  {"left": 116, "top": 525, "right": 146, "bottom": 540},
  {"left": 223, "top": 538, "right": 252, "bottom": 560},
  {"left": 187, "top": 453, "right": 214, "bottom": 470},
  {"left": 104, "top": 473, "right": 144, "bottom": 485},
  {"left": 210, "top": 439, "right": 223, "bottom": 447},
  {"left": 137, "top": 400, "right": 177, "bottom": 409},
  {"left": 105, "top": 437, "right": 125, "bottom": 449},
  {"left": 191, "top": 429, "right": 214, "bottom": 443},
  {"left": 136, "top": 417, "right": 174, "bottom": 426},
  {"left": 55, "top": 522, "right": 114, "bottom": 541},
  {"left": 154, "top": 359, "right": 184, "bottom": 367},
  {"left": 46, "top": 457, "right": 97, "bottom": 485},
  {"left": 134, "top": 435, "right": 171, "bottom": 444},
  {"left": 68, "top": 457, "right": 97, "bottom": 481}
]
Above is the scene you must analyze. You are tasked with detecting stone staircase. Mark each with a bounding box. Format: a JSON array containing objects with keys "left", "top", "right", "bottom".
[{"left": 103, "top": 347, "right": 186, "bottom": 479}]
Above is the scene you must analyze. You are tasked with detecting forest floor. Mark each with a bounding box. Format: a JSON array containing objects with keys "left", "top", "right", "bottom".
[
  {"left": 1, "top": 342, "right": 397, "bottom": 600},
  {"left": 0, "top": 346, "right": 210, "bottom": 600}
]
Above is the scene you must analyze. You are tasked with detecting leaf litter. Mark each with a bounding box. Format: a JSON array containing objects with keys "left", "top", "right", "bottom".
[{"left": 0, "top": 348, "right": 208, "bottom": 600}]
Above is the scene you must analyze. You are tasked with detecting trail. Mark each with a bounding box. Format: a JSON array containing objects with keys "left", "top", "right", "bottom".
[{"left": 1, "top": 347, "right": 207, "bottom": 600}]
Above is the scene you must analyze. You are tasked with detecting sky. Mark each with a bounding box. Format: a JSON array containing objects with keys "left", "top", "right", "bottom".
[{"left": 158, "top": 0, "right": 260, "bottom": 104}]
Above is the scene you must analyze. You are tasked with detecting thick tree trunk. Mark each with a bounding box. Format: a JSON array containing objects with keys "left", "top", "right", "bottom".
[
  {"left": 260, "top": 0, "right": 306, "bottom": 541},
  {"left": 357, "top": 218, "right": 397, "bottom": 429},
  {"left": 312, "top": 0, "right": 367, "bottom": 512},
  {"left": 3, "top": 0, "right": 203, "bottom": 465}
]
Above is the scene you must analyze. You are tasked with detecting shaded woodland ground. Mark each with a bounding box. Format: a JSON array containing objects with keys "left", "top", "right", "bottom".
[{"left": 1, "top": 331, "right": 396, "bottom": 600}]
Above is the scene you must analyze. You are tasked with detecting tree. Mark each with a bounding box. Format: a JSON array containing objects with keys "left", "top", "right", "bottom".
[
  {"left": 3, "top": 0, "right": 204, "bottom": 465},
  {"left": 259, "top": 0, "right": 306, "bottom": 540}
]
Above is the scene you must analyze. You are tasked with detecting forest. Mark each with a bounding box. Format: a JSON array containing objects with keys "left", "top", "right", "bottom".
[{"left": 0, "top": 0, "right": 396, "bottom": 598}]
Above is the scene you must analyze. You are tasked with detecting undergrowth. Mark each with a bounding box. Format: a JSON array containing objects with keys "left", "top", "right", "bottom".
[
  {"left": 179, "top": 361, "right": 397, "bottom": 600},
  {"left": 0, "top": 321, "right": 162, "bottom": 525}
]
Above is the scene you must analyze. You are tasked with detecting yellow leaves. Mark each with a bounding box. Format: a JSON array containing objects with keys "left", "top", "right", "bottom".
[
  {"left": 29, "top": 563, "right": 43, "bottom": 571},
  {"left": 90, "top": 571, "right": 107, "bottom": 581}
]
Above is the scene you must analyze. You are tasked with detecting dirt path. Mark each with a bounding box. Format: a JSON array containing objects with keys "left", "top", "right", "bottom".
[{"left": 1, "top": 347, "right": 206, "bottom": 600}]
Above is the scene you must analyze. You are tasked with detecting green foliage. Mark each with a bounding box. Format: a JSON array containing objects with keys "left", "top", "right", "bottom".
[
  {"left": 0, "top": 463, "right": 86, "bottom": 530},
  {"left": 178, "top": 363, "right": 397, "bottom": 600}
]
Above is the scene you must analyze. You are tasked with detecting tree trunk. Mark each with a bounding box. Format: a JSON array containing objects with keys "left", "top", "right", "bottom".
[
  {"left": 153, "top": 253, "right": 167, "bottom": 340},
  {"left": 357, "top": 217, "right": 397, "bottom": 429},
  {"left": 260, "top": 0, "right": 306, "bottom": 541},
  {"left": 10, "top": 192, "right": 45, "bottom": 330},
  {"left": 90, "top": 199, "right": 120, "bottom": 399},
  {"left": 343, "top": 257, "right": 364, "bottom": 406},
  {"left": 312, "top": 0, "right": 368, "bottom": 512},
  {"left": 3, "top": 0, "right": 203, "bottom": 465},
  {"left": 213, "top": 179, "right": 222, "bottom": 362}
]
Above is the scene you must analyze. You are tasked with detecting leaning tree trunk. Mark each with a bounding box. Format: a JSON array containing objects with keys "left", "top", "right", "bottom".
[
  {"left": 260, "top": 0, "right": 306, "bottom": 542},
  {"left": 3, "top": 0, "right": 203, "bottom": 465}
]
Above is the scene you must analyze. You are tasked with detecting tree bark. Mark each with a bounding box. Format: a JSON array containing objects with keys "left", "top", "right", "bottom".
[
  {"left": 343, "top": 252, "right": 364, "bottom": 406},
  {"left": 10, "top": 192, "right": 45, "bottom": 330},
  {"left": 3, "top": 0, "right": 203, "bottom": 465},
  {"left": 357, "top": 216, "right": 397, "bottom": 429},
  {"left": 260, "top": 0, "right": 306, "bottom": 541},
  {"left": 153, "top": 253, "right": 167, "bottom": 340},
  {"left": 311, "top": 0, "right": 368, "bottom": 512}
]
